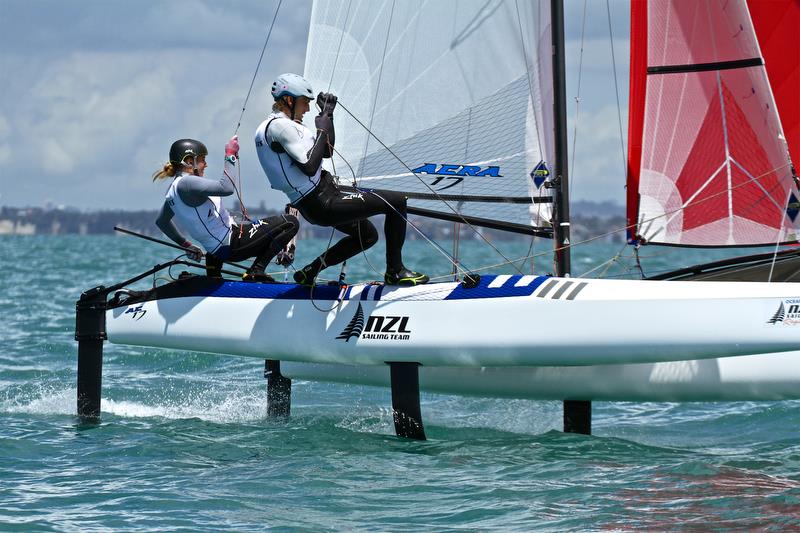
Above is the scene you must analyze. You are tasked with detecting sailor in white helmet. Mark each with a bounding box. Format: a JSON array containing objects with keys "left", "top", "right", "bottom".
[
  {"left": 255, "top": 73, "right": 429, "bottom": 286},
  {"left": 153, "top": 136, "right": 298, "bottom": 282}
]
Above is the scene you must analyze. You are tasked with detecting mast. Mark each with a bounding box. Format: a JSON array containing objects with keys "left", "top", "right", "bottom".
[
  {"left": 551, "top": 0, "right": 590, "bottom": 435},
  {"left": 550, "top": 0, "right": 571, "bottom": 278}
]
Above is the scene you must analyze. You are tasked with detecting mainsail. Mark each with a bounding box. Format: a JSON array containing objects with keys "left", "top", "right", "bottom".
[
  {"left": 303, "top": 0, "right": 555, "bottom": 235},
  {"left": 627, "top": 0, "right": 800, "bottom": 247}
]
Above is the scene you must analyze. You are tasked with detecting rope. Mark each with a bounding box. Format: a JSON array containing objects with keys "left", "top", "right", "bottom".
[
  {"left": 355, "top": 0, "right": 396, "bottom": 184},
  {"left": 337, "top": 100, "right": 524, "bottom": 274},
  {"left": 233, "top": 0, "right": 283, "bottom": 137},
  {"left": 569, "top": 0, "right": 588, "bottom": 200},
  {"left": 606, "top": 0, "right": 627, "bottom": 176}
]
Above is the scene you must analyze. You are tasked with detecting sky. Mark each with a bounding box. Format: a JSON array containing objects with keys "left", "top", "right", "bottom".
[{"left": 0, "top": 0, "right": 630, "bottom": 211}]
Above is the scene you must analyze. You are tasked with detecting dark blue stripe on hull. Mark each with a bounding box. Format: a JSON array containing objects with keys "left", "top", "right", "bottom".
[
  {"left": 180, "top": 275, "right": 550, "bottom": 302},
  {"left": 443, "top": 275, "right": 550, "bottom": 300}
]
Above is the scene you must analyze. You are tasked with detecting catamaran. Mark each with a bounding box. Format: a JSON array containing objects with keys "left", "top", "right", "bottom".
[{"left": 77, "top": 0, "right": 800, "bottom": 439}]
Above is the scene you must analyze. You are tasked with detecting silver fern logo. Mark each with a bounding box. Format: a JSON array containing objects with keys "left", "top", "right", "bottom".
[
  {"left": 767, "top": 302, "right": 786, "bottom": 324},
  {"left": 336, "top": 303, "right": 365, "bottom": 342},
  {"left": 767, "top": 300, "right": 800, "bottom": 325}
]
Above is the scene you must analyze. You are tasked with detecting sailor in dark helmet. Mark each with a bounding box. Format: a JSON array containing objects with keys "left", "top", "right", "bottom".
[
  {"left": 254, "top": 72, "right": 429, "bottom": 287},
  {"left": 153, "top": 136, "right": 298, "bottom": 282}
]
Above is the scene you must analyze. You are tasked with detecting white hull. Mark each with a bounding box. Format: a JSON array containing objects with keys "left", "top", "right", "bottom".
[
  {"left": 108, "top": 275, "right": 800, "bottom": 367},
  {"left": 282, "top": 351, "right": 800, "bottom": 402}
]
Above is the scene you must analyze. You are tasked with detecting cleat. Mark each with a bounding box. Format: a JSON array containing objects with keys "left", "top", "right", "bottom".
[
  {"left": 242, "top": 271, "right": 275, "bottom": 283},
  {"left": 384, "top": 268, "right": 430, "bottom": 286}
]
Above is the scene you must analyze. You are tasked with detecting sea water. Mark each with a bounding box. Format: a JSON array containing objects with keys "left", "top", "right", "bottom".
[{"left": 2, "top": 235, "right": 800, "bottom": 531}]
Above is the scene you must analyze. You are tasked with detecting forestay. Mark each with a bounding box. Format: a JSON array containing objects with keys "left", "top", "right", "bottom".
[
  {"left": 303, "top": 0, "right": 555, "bottom": 234},
  {"left": 627, "top": 0, "right": 800, "bottom": 247}
]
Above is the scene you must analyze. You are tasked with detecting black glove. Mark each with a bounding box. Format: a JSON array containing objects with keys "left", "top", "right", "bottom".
[
  {"left": 315, "top": 112, "right": 333, "bottom": 132},
  {"left": 316, "top": 92, "right": 337, "bottom": 117}
]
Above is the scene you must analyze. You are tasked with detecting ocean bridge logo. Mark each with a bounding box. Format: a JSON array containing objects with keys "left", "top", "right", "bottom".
[
  {"left": 336, "top": 303, "right": 412, "bottom": 341},
  {"left": 767, "top": 300, "right": 800, "bottom": 325},
  {"left": 412, "top": 163, "right": 502, "bottom": 191}
]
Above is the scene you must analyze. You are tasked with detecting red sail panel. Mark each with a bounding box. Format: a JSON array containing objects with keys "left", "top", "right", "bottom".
[
  {"left": 630, "top": 0, "right": 799, "bottom": 246},
  {"left": 748, "top": 0, "right": 800, "bottom": 172},
  {"left": 626, "top": 0, "right": 647, "bottom": 243}
]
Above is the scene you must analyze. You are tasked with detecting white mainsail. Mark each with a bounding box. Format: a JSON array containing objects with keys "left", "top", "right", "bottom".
[{"left": 303, "top": 0, "right": 555, "bottom": 232}]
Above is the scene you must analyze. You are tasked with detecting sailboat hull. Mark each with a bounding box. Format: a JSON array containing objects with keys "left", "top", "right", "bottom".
[
  {"left": 107, "top": 275, "right": 800, "bottom": 367},
  {"left": 281, "top": 351, "right": 800, "bottom": 402}
]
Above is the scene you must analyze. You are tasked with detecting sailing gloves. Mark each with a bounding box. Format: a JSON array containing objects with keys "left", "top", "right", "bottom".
[
  {"left": 182, "top": 242, "right": 204, "bottom": 262},
  {"left": 315, "top": 92, "right": 337, "bottom": 158},
  {"left": 224, "top": 135, "right": 239, "bottom": 164},
  {"left": 316, "top": 92, "right": 337, "bottom": 117}
]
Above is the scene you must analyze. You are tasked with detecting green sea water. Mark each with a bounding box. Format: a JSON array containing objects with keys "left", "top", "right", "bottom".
[{"left": 2, "top": 234, "right": 800, "bottom": 531}]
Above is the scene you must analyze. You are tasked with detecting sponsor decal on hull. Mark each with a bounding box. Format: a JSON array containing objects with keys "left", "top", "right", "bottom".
[
  {"left": 125, "top": 305, "right": 147, "bottom": 321},
  {"left": 337, "top": 303, "right": 412, "bottom": 341},
  {"left": 767, "top": 299, "right": 800, "bottom": 325}
]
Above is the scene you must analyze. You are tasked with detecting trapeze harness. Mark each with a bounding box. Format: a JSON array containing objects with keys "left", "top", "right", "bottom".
[
  {"left": 164, "top": 173, "right": 233, "bottom": 255},
  {"left": 254, "top": 112, "right": 409, "bottom": 271},
  {"left": 159, "top": 169, "right": 298, "bottom": 273}
]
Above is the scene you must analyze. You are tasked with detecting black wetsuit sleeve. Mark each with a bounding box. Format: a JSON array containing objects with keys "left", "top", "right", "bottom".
[
  {"left": 176, "top": 174, "right": 235, "bottom": 207},
  {"left": 320, "top": 114, "right": 335, "bottom": 158},
  {"left": 155, "top": 202, "right": 189, "bottom": 246}
]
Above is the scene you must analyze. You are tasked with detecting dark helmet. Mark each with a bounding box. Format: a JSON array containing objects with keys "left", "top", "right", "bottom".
[{"left": 169, "top": 139, "right": 208, "bottom": 166}]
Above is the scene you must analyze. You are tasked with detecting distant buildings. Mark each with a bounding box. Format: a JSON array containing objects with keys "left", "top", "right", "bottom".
[{"left": 0, "top": 204, "right": 626, "bottom": 243}]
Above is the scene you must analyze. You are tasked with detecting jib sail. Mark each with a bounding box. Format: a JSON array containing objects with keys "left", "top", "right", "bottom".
[{"left": 627, "top": 0, "right": 800, "bottom": 247}]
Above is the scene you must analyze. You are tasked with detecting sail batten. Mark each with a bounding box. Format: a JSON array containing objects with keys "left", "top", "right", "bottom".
[{"left": 628, "top": 0, "right": 799, "bottom": 247}]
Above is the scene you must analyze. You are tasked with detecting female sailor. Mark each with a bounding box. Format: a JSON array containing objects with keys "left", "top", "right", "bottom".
[
  {"left": 153, "top": 136, "right": 298, "bottom": 282},
  {"left": 254, "top": 72, "right": 429, "bottom": 287}
]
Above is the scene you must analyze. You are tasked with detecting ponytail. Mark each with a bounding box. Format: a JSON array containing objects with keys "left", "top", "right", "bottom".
[{"left": 152, "top": 161, "right": 178, "bottom": 181}]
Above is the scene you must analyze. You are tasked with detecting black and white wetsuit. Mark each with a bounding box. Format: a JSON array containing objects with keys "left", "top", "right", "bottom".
[
  {"left": 255, "top": 111, "right": 409, "bottom": 272},
  {"left": 156, "top": 159, "right": 298, "bottom": 275}
]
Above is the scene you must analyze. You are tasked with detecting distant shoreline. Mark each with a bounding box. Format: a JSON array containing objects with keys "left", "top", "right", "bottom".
[{"left": 0, "top": 201, "right": 627, "bottom": 243}]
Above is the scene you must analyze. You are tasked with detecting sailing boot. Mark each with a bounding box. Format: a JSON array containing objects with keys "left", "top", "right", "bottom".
[
  {"left": 293, "top": 258, "right": 325, "bottom": 287},
  {"left": 384, "top": 267, "right": 430, "bottom": 286},
  {"left": 205, "top": 253, "right": 223, "bottom": 278}
]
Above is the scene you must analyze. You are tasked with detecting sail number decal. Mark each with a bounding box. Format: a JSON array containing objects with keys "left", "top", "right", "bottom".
[
  {"left": 412, "top": 163, "right": 502, "bottom": 191},
  {"left": 125, "top": 305, "right": 147, "bottom": 321}
]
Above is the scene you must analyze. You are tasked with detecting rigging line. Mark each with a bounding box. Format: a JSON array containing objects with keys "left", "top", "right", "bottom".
[
  {"left": 233, "top": 0, "right": 283, "bottom": 137},
  {"left": 770, "top": 188, "right": 794, "bottom": 282},
  {"left": 326, "top": 0, "right": 352, "bottom": 91},
  {"left": 332, "top": 145, "right": 481, "bottom": 278},
  {"left": 514, "top": 0, "right": 547, "bottom": 235},
  {"left": 514, "top": 0, "right": 545, "bottom": 170},
  {"left": 496, "top": 163, "right": 799, "bottom": 272},
  {"left": 606, "top": 0, "right": 626, "bottom": 176},
  {"left": 223, "top": 169, "right": 251, "bottom": 225},
  {"left": 337, "top": 100, "right": 525, "bottom": 274},
  {"left": 356, "top": 0, "right": 396, "bottom": 184},
  {"left": 569, "top": 0, "right": 588, "bottom": 200}
]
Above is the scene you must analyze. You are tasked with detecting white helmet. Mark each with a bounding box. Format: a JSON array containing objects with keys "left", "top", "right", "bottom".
[{"left": 271, "top": 73, "right": 315, "bottom": 100}]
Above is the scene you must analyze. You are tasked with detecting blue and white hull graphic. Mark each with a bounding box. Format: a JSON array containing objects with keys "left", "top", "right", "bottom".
[{"left": 108, "top": 275, "right": 800, "bottom": 368}]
